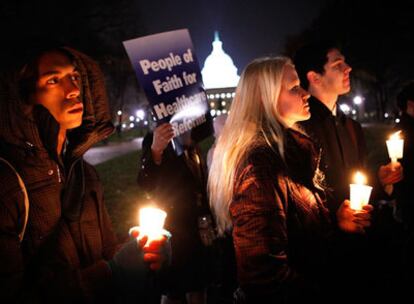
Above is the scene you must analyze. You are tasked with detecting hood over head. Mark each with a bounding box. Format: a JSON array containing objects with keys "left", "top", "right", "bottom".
[{"left": 0, "top": 43, "right": 114, "bottom": 160}]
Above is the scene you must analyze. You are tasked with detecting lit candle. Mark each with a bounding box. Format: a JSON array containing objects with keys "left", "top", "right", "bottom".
[
  {"left": 138, "top": 207, "right": 167, "bottom": 242},
  {"left": 386, "top": 131, "right": 404, "bottom": 163},
  {"left": 350, "top": 171, "right": 373, "bottom": 211}
]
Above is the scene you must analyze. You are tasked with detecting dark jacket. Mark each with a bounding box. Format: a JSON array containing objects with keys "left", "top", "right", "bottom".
[
  {"left": 137, "top": 133, "right": 210, "bottom": 293},
  {"left": 0, "top": 47, "right": 118, "bottom": 303},
  {"left": 299, "top": 97, "right": 399, "bottom": 302},
  {"left": 299, "top": 96, "right": 366, "bottom": 213},
  {"left": 395, "top": 113, "right": 414, "bottom": 228},
  {"left": 138, "top": 133, "right": 210, "bottom": 233},
  {"left": 230, "top": 129, "right": 332, "bottom": 303}
]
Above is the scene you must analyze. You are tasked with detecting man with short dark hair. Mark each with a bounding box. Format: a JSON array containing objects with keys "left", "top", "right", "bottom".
[
  {"left": 294, "top": 40, "right": 402, "bottom": 213},
  {"left": 293, "top": 40, "right": 404, "bottom": 303}
]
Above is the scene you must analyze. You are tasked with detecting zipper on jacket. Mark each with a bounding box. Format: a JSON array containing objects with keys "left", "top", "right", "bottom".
[{"left": 56, "top": 165, "right": 62, "bottom": 183}]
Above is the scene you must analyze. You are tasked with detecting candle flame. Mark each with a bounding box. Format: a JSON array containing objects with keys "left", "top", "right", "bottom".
[
  {"left": 353, "top": 171, "right": 366, "bottom": 185},
  {"left": 389, "top": 130, "right": 402, "bottom": 140},
  {"left": 139, "top": 207, "right": 167, "bottom": 239}
]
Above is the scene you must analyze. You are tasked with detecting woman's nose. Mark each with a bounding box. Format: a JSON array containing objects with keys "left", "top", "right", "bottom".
[{"left": 301, "top": 87, "right": 311, "bottom": 100}]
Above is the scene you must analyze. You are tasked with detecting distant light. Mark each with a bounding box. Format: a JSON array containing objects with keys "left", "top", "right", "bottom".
[
  {"left": 339, "top": 103, "right": 351, "bottom": 113},
  {"left": 129, "top": 123, "right": 135, "bottom": 128},
  {"left": 231, "top": 92, "right": 236, "bottom": 97},
  {"left": 136, "top": 118, "right": 140, "bottom": 122},
  {"left": 222, "top": 109, "right": 227, "bottom": 114},
  {"left": 117, "top": 110, "right": 122, "bottom": 116},
  {"left": 221, "top": 101, "right": 226, "bottom": 106},
  {"left": 395, "top": 118, "right": 400, "bottom": 123},
  {"left": 129, "top": 115, "right": 135, "bottom": 121},
  {"left": 384, "top": 113, "right": 389, "bottom": 118},
  {"left": 352, "top": 109, "right": 357, "bottom": 115},
  {"left": 217, "top": 110, "right": 222, "bottom": 116},
  {"left": 220, "top": 93, "right": 226, "bottom": 99},
  {"left": 215, "top": 94, "right": 220, "bottom": 99},
  {"left": 144, "top": 120, "right": 148, "bottom": 125},
  {"left": 122, "top": 123, "right": 127, "bottom": 128},
  {"left": 210, "top": 102, "right": 215, "bottom": 107},
  {"left": 226, "top": 93, "right": 232, "bottom": 98},
  {"left": 353, "top": 96, "right": 363, "bottom": 105},
  {"left": 210, "top": 109, "right": 216, "bottom": 116},
  {"left": 136, "top": 109, "right": 145, "bottom": 120},
  {"left": 209, "top": 94, "right": 215, "bottom": 99}
]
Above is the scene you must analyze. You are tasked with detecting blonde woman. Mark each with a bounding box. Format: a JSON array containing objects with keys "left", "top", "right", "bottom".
[{"left": 208, "top": 57, "right": 372, "bottom": 303}]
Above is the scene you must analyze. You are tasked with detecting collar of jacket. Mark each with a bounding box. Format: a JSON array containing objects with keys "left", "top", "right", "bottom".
[{"left": 308, "top": 96, "right": 347, "bottom": 123}]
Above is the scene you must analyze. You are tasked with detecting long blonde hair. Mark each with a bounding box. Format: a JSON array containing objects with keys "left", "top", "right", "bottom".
[{"left": 208, "top": 56, "right": 293, "bottom": 235}]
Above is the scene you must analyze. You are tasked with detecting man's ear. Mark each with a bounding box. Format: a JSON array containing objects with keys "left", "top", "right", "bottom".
[{"left": 307, "top": 71, "right": 321, "bottom": 85}]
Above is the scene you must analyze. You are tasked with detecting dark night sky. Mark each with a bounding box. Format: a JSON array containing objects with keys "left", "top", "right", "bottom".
[
  {"left": 1, "top": 0, "right": 324, "bottom": 73},
  {"left": 136, "top": 0, "right": 324, "bottom": 72}
]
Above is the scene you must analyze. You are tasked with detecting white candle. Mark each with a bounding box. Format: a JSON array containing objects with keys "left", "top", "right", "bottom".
[
  {"left": 350, "top": 171, "right": 372, "bottom": 211},
  {"left": 138, "top": 207, "right": 167, "bottom": 242},
  {"left": 386, "top": 131, "right": 404, "bottom": 163}
]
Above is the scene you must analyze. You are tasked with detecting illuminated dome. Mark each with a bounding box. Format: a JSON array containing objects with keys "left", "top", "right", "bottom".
[{"left": 201, "top": 31, "right": 240, "bottom": 89}]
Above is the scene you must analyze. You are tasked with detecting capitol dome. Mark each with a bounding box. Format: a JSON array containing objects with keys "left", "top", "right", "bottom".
[{"left": 201, "top": 32, "right": 240, "bottom": 89}]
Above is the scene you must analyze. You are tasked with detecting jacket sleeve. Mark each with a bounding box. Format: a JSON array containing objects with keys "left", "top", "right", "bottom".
[
  {"left": 229, "top": 157, "right": 314, "bottom": 302},
  {"left": 0, "top": 185, "right": 27, "bottom": 302}
]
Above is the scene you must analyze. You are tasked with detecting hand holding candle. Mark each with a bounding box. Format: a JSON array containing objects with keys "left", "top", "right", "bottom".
[
  {"left": 129, "top": 206, "right": 171, "bottom": 270},
  {"left": 137, "top": 207, "right": 168, "bottom": 243},
  {"left": 350, "top": 171, "right": 373, "bottom": 211},
  {"left": 386, "top": 131, "right": 404, "bottom": 163},
  {"left": 337, "top": 200, "right": 373, "bottom": 234}
]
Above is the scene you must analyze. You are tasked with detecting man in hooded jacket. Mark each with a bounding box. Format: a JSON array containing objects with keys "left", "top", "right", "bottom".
[{"left": 0, "top": 43, "right": 169, "bottom": 303}]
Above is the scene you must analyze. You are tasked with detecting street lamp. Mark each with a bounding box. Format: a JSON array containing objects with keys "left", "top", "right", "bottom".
[
  {"left": 136, "top": 109, "right": 145, "bottom": 120},
  {"left": 353, "top": 95, "right": 364, "bottom": 120},
  {"left": 353, "top": 95, "right": 363, "bottom": 105}
]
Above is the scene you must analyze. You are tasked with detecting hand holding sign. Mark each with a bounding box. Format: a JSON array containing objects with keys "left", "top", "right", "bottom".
[{"left": 151, "top": 123, "right": 175, "bottom": 164}]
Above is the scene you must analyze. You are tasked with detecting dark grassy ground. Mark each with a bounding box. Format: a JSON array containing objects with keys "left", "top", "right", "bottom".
[
  {"left": 96, "top": 124, "right": 395, "bottom": 237},
  {"left": 95, "top": 134, "right": 215, "bottom": 237}
]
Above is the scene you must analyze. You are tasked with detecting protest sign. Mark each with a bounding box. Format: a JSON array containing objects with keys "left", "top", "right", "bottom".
[{"left": 123, "top": 29, "right": 213, "bottom": 155}]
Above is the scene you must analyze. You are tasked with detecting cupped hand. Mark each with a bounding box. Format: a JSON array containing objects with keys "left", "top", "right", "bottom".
[
  {"left": 378, "top": 161, "right": 403, "bottom": 186},
  {"left": 129, "top": 227, "right": 171, "bottom": 271},
  {"left": 337, "top": 200, "right": 373, "bottom": 234}
]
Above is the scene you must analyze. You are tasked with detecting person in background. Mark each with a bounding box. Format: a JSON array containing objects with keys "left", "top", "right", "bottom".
[
  {"left": 208, "top": 56, "right": 371, "bottom": 303},
  {"left": 395, "top": 81, "right": 414, "bottom": 228},
  {"left": 138, "top": 124, "right": 213, "bottom": 304},
  {"left": 293, "top": 40, "right": 404, "bottom": 302},
  {"left": 0, "top": 42, "right": 169, "bottom": 303},
  {"left": 394, "top": 82, "right": 414, "bottom": 290},
  {"left": 293, "top": 40, "right": 403, "bottom": 212}
]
